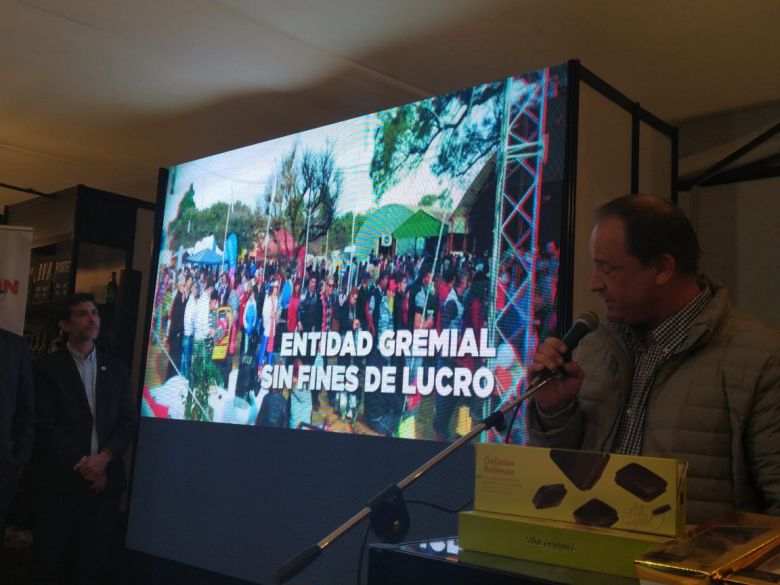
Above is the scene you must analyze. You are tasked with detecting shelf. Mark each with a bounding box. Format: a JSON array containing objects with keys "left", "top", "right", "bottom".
[{"left": 7, "top": 185, "right": 154, "bottom": 363}]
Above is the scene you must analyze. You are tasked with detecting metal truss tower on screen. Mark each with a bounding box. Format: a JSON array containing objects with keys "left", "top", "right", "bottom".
[{"left": 489, "top": 67, "right": 551, "bottom": 441}]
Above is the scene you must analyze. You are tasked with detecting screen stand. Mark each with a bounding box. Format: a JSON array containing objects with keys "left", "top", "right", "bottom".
[{"left": 271, "top": 374, "right": 559, "bottom": 584}]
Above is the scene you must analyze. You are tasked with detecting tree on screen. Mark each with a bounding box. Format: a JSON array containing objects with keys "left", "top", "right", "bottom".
[
  {"left": 167, "top": 184, "right": 260, "bottom": 252},
  {"left": 167, "top": 183, "right": 197, "bottom": 250},
  {"left": 264, "top": 144, "right": 342, "bottom": 254},
  {"left": 327, "top": 211, "right": 366, "bottom": 252},
  {"left": 370, "top": 80, "right": 504, "bottom": 201}
]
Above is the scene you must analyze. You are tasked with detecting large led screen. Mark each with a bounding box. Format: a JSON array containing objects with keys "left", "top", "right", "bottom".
[{"left": 141, "top": 64, "right": 569, "bottom": 444}]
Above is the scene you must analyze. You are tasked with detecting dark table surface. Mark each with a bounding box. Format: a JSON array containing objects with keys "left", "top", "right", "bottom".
[{"left": 368, "top": 537, "right": 639, "bottom": 585}]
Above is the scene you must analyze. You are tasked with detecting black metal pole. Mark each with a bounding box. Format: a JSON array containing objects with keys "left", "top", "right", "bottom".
[
  {"left": 271, "top": 375, "right": 557, "bottom": 584},
  {"left": 0, "top": 181, "right": 56, "bottom": 199}
]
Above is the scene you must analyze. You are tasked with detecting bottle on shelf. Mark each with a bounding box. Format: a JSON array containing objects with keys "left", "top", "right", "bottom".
[{"left": 105, "top": 271, "right": 118, "bottom": 304}]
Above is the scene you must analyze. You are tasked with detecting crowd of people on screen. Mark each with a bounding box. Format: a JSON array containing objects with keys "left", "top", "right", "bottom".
[{"left": 153, "top": 242, "right": 559, "bottom": 440}]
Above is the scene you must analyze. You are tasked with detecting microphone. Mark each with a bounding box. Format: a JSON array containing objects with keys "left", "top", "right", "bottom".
[
  {"left": 272, "top": 311, "right": 600, "bottom": 585},
  {"left": 535, "top": 310, "right": 599, "bottom": 381}
]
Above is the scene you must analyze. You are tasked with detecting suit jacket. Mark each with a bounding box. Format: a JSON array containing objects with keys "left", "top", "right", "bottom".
[
  {"left": 32, "top": 348, "right": 138, "bottom": 495},
  {"left": 0, "top": 329, "right": 34, "bottom": 467},
  {"left": 299, "top": 290, "right": 320, "bottom": 332}
]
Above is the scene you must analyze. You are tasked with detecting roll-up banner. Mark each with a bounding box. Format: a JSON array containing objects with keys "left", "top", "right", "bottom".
[{"left": 0, "top": 225, "right": 33, "bottom": 335}]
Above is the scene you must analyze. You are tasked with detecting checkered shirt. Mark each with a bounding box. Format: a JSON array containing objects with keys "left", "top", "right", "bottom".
[{"left": 610, "top": 284, "right": 713, "bottom": 455}]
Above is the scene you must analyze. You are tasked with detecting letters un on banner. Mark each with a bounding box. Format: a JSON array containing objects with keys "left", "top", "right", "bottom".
[{"left": 0, "top": 225, "right": 33, "bottom": 335}]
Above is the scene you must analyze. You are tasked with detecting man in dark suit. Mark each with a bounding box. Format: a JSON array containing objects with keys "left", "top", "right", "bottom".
[
  {"left": 297, "top": 276, "right": 320, "bottom": 408},
  {"left": 0, "top": 327, "right": 35, "bottom": 538},
  {"left": 298, "top": 275, "right": 320, "bottom": 334},
  {"left": 31, "top": 293, "right": 138, "bottom": 585}
]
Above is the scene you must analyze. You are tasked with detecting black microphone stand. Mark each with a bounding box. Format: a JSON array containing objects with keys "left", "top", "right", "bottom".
[{"left": 271, "top": 374, "right": 559, "bottom": 584}]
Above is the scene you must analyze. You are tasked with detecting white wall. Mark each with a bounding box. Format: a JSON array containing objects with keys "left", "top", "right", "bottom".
[
  {"left": 638, "top": 121, "right": 672, "bottom": 199},
  {"left": 573, "top": 83, "right": 632, "bottom": 317},
  {"left": 678, "top": 101, "right": 780, "bottom": 328},
  {"left": 679, "top": 179, "right": 780, "bottom": 327}
]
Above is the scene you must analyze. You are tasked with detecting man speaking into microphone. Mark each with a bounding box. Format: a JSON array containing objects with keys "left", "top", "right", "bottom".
[{"left": 527, "top": 194, "right": 780, "bottom": 524}]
